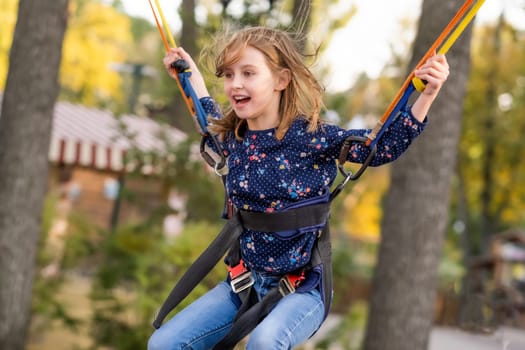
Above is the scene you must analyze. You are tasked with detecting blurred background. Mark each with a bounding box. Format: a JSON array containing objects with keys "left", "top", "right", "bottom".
[{"left": 1, "top": 0, "right": 525, "bottom": 349}]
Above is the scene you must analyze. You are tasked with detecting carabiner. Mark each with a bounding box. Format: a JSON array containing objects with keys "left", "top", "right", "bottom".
[{"left": 330, "top": 135, "right": 376, "bottom": 201}]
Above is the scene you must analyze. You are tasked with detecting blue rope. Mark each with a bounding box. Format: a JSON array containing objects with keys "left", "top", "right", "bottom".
[
  {"left": 178, "top": 70, "right": 209, "bottom": 134},
  {"left": 368, "top": 83, "right": 415, "bottom": 149}
]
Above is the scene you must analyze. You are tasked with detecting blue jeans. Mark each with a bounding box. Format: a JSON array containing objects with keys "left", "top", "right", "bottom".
[{"left": 148, "top": 271, "right": 325, "bottom": 350}]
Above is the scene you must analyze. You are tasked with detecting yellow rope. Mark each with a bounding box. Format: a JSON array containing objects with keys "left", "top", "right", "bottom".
[
  {"left": 154, "top": 0, "right": 177, "bottom": 48},
  {"left": 412, "top": 0, "right": 485, "bottom": 92},
  {"left": 438, "top": 0, "right": 485, "bottom": 55}
]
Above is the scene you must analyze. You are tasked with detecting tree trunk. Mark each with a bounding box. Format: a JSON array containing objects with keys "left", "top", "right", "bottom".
[
  {"left": 362, "top": 1, "right": 472, "bottom": 349},
  {"left": 0, "top": 1, "right": 69, "bottom": 349}
]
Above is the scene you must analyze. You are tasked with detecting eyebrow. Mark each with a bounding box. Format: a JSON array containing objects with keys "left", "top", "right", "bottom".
[{"left": 225, "top": 64, "right": 258, "bottom": 71}]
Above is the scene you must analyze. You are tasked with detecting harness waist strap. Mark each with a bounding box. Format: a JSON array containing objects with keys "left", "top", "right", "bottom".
[{"left": 239, "top": 202, "right": 330, "bottom": 232}]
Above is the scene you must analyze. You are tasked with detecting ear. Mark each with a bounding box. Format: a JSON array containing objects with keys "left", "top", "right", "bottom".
[{"left": 275, "top": 68, "right": 291, "bottom": 91}]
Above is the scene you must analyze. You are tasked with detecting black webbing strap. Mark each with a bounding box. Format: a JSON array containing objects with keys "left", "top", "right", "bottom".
[
  {"left": 314, "top": 222, "right": 333, "bottom": 318},
  {"left": 239, "top": 202, "right": 331, "bottom": 232},
  {"left": 152, "top": 213, "right": 244, "bottom": 329},
  {"left": 212, "top": 288, "right": 282, "bottom": 350}
]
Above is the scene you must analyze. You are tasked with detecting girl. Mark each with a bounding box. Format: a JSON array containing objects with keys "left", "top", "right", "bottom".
[{"left": 149, "top": 26, "right": 449, "bottom": 350}]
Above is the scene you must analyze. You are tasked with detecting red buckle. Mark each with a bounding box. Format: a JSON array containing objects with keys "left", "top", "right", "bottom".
[
  {"left": 278, "top": 272, "right": 305, "bottom": 296},
  {"left": 228, "top": 259, "right": 254, "bottom": 293}
]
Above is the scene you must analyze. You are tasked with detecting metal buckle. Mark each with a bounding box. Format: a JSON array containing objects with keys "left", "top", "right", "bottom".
[
  {"left": 278, "top": 276, "right": 296, "bottom": 296},
  {"left": 230, "top": 271, "right": 254, "bottom": 293}
]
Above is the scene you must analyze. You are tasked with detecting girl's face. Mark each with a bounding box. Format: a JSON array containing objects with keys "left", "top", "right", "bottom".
[{"left": 222, "top": 46, "right": 290, "bottom": 130}]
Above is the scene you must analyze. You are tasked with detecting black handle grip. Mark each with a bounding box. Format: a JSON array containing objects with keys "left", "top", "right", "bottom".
[{"left": 171, "top": 58, "right": 190, "bottom": 73}]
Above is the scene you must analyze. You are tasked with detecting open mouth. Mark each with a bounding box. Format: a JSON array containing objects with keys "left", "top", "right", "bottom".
[{"left": 233, "top": 95, "right": 251, "bottom": 106}]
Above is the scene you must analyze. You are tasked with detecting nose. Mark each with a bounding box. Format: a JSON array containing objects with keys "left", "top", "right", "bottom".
[{"left": 231, "top": 74, "right": 243, "bottom": 89}]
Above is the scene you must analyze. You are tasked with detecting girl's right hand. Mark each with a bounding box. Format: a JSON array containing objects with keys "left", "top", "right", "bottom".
[{"left": 163, "top": 47, "right": 210, "bottom": 98}]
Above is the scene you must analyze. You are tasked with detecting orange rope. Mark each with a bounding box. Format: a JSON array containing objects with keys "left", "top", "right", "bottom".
[
  {"left": 366, "top": 0, "right": 479, "bottom": 146},
  {"left": 147, "top": 0, "right": 170, "bottom": 51},
  {"left": 147, "top": 0, "right": 197, "bottom": 122}
]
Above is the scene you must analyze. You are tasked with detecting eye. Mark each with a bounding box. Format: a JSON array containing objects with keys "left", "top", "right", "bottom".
[
  {"left": 243, "top": 71, "right": 255, "bottom": 77},
  {"left": 223, "top": 71, "right": 233, "bottom": 79}
]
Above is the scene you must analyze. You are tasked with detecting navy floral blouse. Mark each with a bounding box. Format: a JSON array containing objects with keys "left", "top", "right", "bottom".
[{"left": 200, "top": 97, "right": 426, "bottom": 274}]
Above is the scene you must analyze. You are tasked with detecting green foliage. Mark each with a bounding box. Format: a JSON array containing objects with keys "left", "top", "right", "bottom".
[
  {"left": 90, "top": 220, "right": 226, "bottom": 349},
  {"left": 438, "top": 238, "right": 465, "bottom": 288},
  {"left": 30, "top": 138, "right": 227, "bottom": 347},
  {"left": 455, "top": 20, "right": 525, "bottom": 254},
  {"left": 32, "top": 194, "right": 83, "bottom": 333},
  {"left": 163, "top": 137, "right": 226, "bottom": 222},
  {"left": 331, "top": 236, "right": 375, "bottom": 281},
  {"left": 61, "top": 211, "right": 102, "bottom": 269},
  {"left": 60, "top": 0, "right": 133, "bottom": 109},
  {"left": 119, "top": 130, "right": 226, "bottom": 223},
  {"left": 32, "top": 277, "right": 83, "bottom": 331}
]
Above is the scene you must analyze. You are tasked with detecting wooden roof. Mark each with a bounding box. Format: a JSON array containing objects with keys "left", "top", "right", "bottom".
[{"left": 47, "top": 101, "right": 186, "bottom": 172}]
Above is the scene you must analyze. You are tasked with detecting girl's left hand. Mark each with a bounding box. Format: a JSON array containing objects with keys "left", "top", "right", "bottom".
[{"left": 414, "top": 54, "right": 450, "bottom": 97}]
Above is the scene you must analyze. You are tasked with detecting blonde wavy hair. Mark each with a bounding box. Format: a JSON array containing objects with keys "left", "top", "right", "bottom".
[{"left": 205, "top": 26, "right": 325, "bottom": 141}]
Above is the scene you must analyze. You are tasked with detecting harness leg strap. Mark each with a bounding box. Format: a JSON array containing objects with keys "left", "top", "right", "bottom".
[{"left": 152, "top": 213, "right": 244, "bottom": 329}]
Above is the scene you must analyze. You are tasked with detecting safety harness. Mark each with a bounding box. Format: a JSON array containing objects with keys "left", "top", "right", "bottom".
[
  {"left": 147, "top": 0, "right": 486, "bottom": 348},
  {"left": 152, "top": 201, "right": 333, "bottom": 349}
]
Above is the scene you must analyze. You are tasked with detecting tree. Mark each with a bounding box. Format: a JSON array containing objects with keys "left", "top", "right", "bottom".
[
  {"left": 1, "top": 1, "right": 133, "bottom": 111},
  {"left": 362, "top": 0, "right": 473, "bottom": 349},
  {"left": 453, "top": 15, "right": 525, "bottom": 328},
  {"left": 60, "top": 0, "right": 132, "bottom": 110},
  {"left": 0, "top": 0, "right": 69, "bottom": 349},
  {"left": 458, "top": 15, "right": 525, "bottom": 253}
]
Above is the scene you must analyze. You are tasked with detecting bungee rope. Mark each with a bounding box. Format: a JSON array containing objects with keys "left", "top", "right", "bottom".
[
  {"left": 148, "top": 0, "right": 209, "bottom": 134},
  {"left": 368, "top": 0, "right": 485, "bottom": 147},
  {"left": 147, "top": 0, "right": 227, "bottom": 173},
  {"left": 335, "top": 0, "right": 486, "bottom": 186}
]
